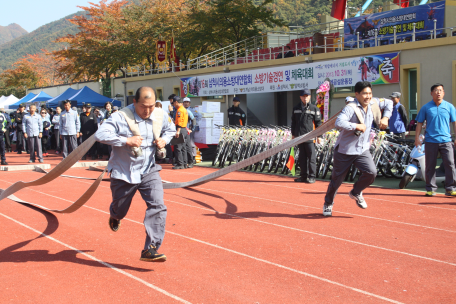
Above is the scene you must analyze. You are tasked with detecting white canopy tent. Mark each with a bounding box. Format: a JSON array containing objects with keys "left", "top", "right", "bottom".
[{"left": 0, "top": 95, "right": 19, "bottom": 108}]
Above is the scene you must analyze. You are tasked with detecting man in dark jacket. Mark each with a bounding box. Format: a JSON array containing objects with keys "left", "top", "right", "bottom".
[
  {"left": 291, "top": 89, "right": 322, "bottom": 183},
  {"left": 79, "top": 103, "right": 98, "bottom": 160},
  {"left": 388, "top": 92, "right": 408, "bottom": 139},
  {"left": 0, "top": 109, "right": 11, "bottom": 165},
  {"left": 15, "top": 104, "right": 26, "bottom": 154},
  {"left": 228, "top": 97, "right": 246, "bottom": 126}
]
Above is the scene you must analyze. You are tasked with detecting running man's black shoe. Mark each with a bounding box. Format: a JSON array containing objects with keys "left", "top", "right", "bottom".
[
  {"left": 109, "top": 217, "right": 121, "bottom": 232},
  {"left": 140, "top": 245, "right": 167, "bottom": 262}
]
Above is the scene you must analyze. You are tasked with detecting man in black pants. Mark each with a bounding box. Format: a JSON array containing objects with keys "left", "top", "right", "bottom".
[
  {"left": 14, "top": 104, "right": 26, "bottom": 154},
  {"left": 79, "top": 103, "right": 99, "bottom": 160},
  {"left": 291, "top": 89, "right": 322, "bottom": 183}
]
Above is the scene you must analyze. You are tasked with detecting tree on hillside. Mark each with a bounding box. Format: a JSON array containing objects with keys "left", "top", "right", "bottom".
[
  {"left": 53, "top": 0, "right": 129, "bottom": 84},
  {"left": 185, "top": 0, "right": 286, "bottom": 50}
]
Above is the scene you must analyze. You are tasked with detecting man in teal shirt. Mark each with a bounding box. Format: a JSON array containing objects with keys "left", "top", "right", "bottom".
[{"left": 415, "top": 83, "right": 456, "bottom": 197}]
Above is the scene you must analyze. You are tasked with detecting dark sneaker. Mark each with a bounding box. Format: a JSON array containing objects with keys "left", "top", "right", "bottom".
[
  {"left": 140, "top": 245, "right": 167, "bottom": 262},
  {"left": 98, "top": 155, "right": 103, "bottom": 159},
  {"left": 81, "top": 156, "right": 87, "bottom": 160},
  {"left": 445, "top": 190, "right": 456, "bottom": 197},
  {"left": 187, "top": 163, "right": 194, "bottom": 168},
  {"left": 109, "top": 217, "right": 121, "bottom": 232},
  {"left": 1, "top": 161, "right": 8, "bottom": 165},
  {"left": 294, "top": 177, "right": 307, "bottom": 183},
  {"left": 91, "top": 155, "right": 97, "bottom": 160},
  {"left": 306, "top": 177, "right": 316, "bottom": 184},
  {"left": 172, "top": 166, "right": 184, "bottom": 170},
  {"left": 323, "top": 203, "right": 333, "bottom": 216},
  {"left": 28, "top": 160, "right": 35, "bottom": 163},
  {"left": 349, "top": 190, "right": 367, "bottom": 209}
]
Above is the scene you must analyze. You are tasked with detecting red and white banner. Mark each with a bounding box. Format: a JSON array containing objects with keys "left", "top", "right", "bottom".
[{"left": 156, "top": 41, "right": 167, "bottom": 63}]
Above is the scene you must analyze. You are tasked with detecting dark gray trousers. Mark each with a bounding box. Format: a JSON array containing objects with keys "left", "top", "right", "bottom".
[
  {"left": 324, "top": 147, "right": 377, "bottom": 204},
  {"left": 0, "top": 133, "right": 5, "bottom": 161},
  {"left": 185, "top": 131, "right": 193, "bottom": 164},
  {"left": 109, "top": 166, "right": 167, "bottom": 250},
  {"left": 62, "top": 135, "right": 77, "bottom": 159},
  {"left": 54, "top": 129, "right": 61, "bottom": 152},
  {"left": 425, "top": 142, "right": 456, "bottom": 192},
  {"left": 27, "top": 136, "right": 43, "bottom": 161},
  {"left": 174, "top": 129, "right": 188, "bottom": 166},
  {"left": 298, "top": 142, "right": 316, "bottom": 178}
]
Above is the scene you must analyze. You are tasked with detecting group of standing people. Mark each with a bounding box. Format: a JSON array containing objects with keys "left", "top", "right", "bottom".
[
  {"left": 167, "top": 94, "right": 196, "bottom": 169},
  {"left": 0, "top": 100, "right": 119, "bottom": 165},
  {"left": 291, "top": 81, "right": 456, "bottom": 218}
]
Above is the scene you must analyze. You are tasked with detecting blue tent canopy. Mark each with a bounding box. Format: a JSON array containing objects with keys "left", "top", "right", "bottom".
[
  {"left": 27, "top": 91, "right": 53, "bottom": 103},
  {"left": 68, "top": 86, "right": 120, "bottom": 107},
  {"left": 46, "top": 88, "right": 81, "bottom": 108},
  {"left": 7, "top": 93, "right": 37, "bottom": 109}
]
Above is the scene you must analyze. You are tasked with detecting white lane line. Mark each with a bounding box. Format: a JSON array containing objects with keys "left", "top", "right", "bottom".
[
  {"left": 4, "top": 175, "right": 454, "bottom": 234},
  {"left": 82, "top": 205, "right": 404, "bottom": 304},
  {"left": 164, "top": 198, "right": 456, "bottom": 267},
  {"left": 0, "top": 212, "right": 191, "bottom": 304},
  {"left": 189, "top": 186, "right": 456, "bottom": 234},
  {"left": 163, "top": 170, "right": 456, "bottom": 211}
]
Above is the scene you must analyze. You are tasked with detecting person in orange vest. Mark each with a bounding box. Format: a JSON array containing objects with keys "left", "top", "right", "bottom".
[{"left": 173, "top": 96, "right": 189, "bottom": 169}]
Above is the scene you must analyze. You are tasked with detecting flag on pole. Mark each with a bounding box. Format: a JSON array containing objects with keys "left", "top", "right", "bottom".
[
  {"left": 286, "top": 147, "right": 296, "bottom": 176},
  {"left": 393, "top": 0, "right": 409, "bottom": 8},
  {"left": 330, "top": 0, "right": 348, "bottom": 20}
]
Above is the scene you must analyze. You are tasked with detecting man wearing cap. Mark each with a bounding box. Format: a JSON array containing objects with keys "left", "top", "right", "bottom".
[
  {"left": 0, "top": 109, "right": 11, "bottom": 165},
  {"left": 388, "top": 92, "right": 408, "bottom": 139},
  {"left": 60, "top": 100, "right": 80, "bottom": 159},
  {"left": 15, "top": 104, "right": 26, "bottom": 154},
  {"left": 228, "top": 97, "right": 246, "bottom": 126},
  {"left": 95, "top": 86, "right": 176, "bottom": 262},
  {"left": 183, "top": 97, "right": 197, "bottom": 166},
  {"left": 79, "top": 103, "right": 99, "bottom": 160},
  {"left": 291, "top": 89, "right": 322, "bottom": 183},
  {"left": 23, "top": 104, "right": 44, "bottom": 163},
  {"left": 173, "top": 96, "right": 189, "bottom": 169}
]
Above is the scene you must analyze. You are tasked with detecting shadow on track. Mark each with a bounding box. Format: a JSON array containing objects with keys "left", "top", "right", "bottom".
[
  {"left": 0, "top": 203, "right": 152, "bottom": 273},
  {"left": 175, "top": 189, "right": 351, "bottom": 220}
]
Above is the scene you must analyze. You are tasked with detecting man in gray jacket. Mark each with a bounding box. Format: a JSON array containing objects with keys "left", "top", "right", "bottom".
[
  {"left": 23, "top": 104, "right": 43, "bottom": 163},
  {"left": 59, "top": 100, "right": 80, "bottom": 159},
  {"left": 323, "top": 81, "right": 392, "bottom": 216},
  {"left": 95, "top": 87, "right": 176, "bottom": 262}
]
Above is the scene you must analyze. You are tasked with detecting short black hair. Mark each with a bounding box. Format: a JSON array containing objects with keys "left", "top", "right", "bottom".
[
  {"left": 63, "top": 100, "right": 71, "bottom": 105},
  {"left": 431, "top": 83, "right": 444, "bottom": 92},
  {"left": 135, "top": 86, "right": 156, "bottom": 102},
  {"left": 168, "top": 94, "right": 176, "bottom": 100},
  {"left": 354, "top": 81, "right": 372, "bottom": 93},
  {"left": 286, "top": 45, "right": 291, "bottom": 50},
  {"left": 104, "top": 101, "right": 112, "bottom": 109}
]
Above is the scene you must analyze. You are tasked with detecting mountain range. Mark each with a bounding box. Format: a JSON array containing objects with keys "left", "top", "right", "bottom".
[
  {"left": 0, "top": 23, "right": 28, "bottom": 46},
  {"left": 0, "top": 12, "right": 85, "bottom": 72}
]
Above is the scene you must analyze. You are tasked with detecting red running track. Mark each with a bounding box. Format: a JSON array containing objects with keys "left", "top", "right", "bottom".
[{"left": 1, "top": 163, "right": 455, "bottom": 303}]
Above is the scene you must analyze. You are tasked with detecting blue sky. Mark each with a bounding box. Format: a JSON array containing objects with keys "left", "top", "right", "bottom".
[{"left": 0, "top": 0, "right": 96, "bottom": 32}]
